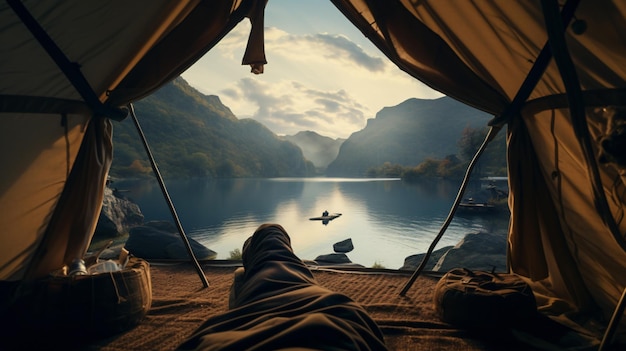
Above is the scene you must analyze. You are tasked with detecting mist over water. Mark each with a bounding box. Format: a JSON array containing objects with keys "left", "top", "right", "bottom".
[{"left": 114, "top": 178, "right": 509, "bottom": 269}]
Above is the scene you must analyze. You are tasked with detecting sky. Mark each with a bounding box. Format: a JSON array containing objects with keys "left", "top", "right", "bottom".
[{"left": 181, "top": 0, "right": 443, "bottom": 140}]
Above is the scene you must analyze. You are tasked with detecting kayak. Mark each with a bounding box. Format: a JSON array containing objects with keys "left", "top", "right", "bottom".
[{"left": 309, "top": 213, "right": 342, "bottom": 221}]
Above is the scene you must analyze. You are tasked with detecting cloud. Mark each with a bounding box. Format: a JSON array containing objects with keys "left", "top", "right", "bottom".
[
  {"left": 314, "top": 98, "right": 341, "bottom": 112},
  {"left": 219, "top": 87, "right": 240, "bottom": 99},
  {"left": 310, "top": 33, "right": 386, "bottom": 72},
  {"left": 255, "top": 26, "right": 388, "bottom": 74},
  {"left": 182, "top": 18, "right": 444, "bottom": 139},
  {"left": 227, "top": 77, "right": 368, "bottom": 138}
]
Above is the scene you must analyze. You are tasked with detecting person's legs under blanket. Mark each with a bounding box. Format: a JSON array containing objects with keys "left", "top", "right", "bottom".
[
  {"left": 229, "top": 223, "right": 320, "bottom": 308},
  {"left": 177, "top": 223, "right": 388, "bottom": 351}
]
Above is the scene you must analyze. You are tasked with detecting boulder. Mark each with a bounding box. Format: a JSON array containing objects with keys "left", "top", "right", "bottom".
[
  {"left": 333, "top": 238, "right": 354, "bottom": 253},
  {"left": 95, "top": 187, "right": 144, "bottom": 239},
  {"left": 124, "top": 221, "right": 217, "bottom": 260},
  {"left": 314, "top": 253, "right": 352, "bottom": 264},
  {"left": 432, "top": 232, "right": 507, "bottom": 272},
  {"left": 400, "top": 245, "right": 454, "bottom": 271}
]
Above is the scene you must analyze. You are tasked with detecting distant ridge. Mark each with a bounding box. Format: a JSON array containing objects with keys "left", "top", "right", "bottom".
[
  {"left": 325, "top": 97, "right": 492, "bottom": 176},
  {"left": 110, "top": 77, "right": 315, "bottom": 179},
  {"left": 111, "top": 79, "right": 493, "bottom": 179},
  {"left": 282, "top": 131, "right": 345, "bottom": 173}
]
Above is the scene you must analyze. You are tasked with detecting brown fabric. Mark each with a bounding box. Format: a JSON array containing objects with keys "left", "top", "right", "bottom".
[
  {"left": 5, "top": 1, "right": 626, "bottom": 333},
  {"left": 107, "top": 0, "right": 247, "bottom": 105},
  {"left": 241, "top": 0, "right": 268, "bottom": 74},
  {"left": 24, "top": 117, "right": 113, "bottom": 280},
  {"left": 507, "top": 114, "right": 599, "bottom": 315},
  {"left": 76, "top": 261, "right": 619, "bottom": 350},
  {"left": 330, "top": 0, "right": 626, "bottom": 330},
  {"left": 433, "top": 269, "right": 536, "bottom": 329},
  {"left": 509, "top": 108, "right": 626, "bottom": 339},
  {"left": 76, "top": 266, "right": 472, "bottom": 350},
  {"left": 330, "top": 0, "right": 508, "bottom": 114},
  {"left": 507, "top": 116, "right": 551, "bottom": 280},
  {"left": 82, "top": 262, "right": 594, "bottom": 351},
  {"left": 178, "top": 224, "right": 388, "bottom": 350},
  {"left": 0, "top": 112, "right": 89, "bottom": 280}
]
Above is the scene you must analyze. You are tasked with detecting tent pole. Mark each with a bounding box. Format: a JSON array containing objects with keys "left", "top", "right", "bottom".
[
  {"left": 128, "top": 103, "right": 209, "bottom": 288},
  {"left": 399, "top": 0, "right": 581, "bottom": 297},
  {"left": 399, "top": 126, "right": 500, "bottom": 296},
  {"left": 599, "top": 286, "right": 626, "bottom": 351},
  {"left": 6, "top": 0, "right": 127, "bottom": 120}
]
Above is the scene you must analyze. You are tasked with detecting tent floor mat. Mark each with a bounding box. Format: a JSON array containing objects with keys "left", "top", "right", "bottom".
[{"left": 77, "top": 263, "right": 597, "bottom": 351}]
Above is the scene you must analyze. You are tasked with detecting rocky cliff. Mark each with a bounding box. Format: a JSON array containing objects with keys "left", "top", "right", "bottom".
[
  {"left": 326, "top": 97, "right": 492, "bottom": 176},
  {"left": 95, "top": 187, "right": 144, "bottom": 239}
]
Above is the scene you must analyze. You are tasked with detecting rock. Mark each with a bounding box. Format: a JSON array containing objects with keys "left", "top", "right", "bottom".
[
  {"left": 400, "top": 245, "right": 454, "bottom": 271},
  {"left": 333, "top": 238, "right": 354, "bottom": 253},
  {"left": 124, "top": 221, "right": 217, "bottom": 260},
  {"left": 95, "top": 187, "right": 144, "bottom": 239},
  {"left": 432, "top": 232, "right": 507, "bottom": 272},
  {"left": 314, "top": 253, "right": 352, "bottom": 264},
  {"left": 140, "top": 220, "right": 176, "bottom": 232}
]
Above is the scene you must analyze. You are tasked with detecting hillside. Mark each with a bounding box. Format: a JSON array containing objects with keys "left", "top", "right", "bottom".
[
  {"left": 281, "top": 131, "right": 344, "bottom": 172},
  {"left": 325, "top": 97, "right": 493, "bottom": 176},
  {"left": 109, "top": 77, "right": 315, "bottom": 179}
]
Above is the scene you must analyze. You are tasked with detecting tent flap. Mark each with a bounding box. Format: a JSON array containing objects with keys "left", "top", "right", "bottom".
[
  {"left": 1, "top": 0, "right": 626, "bottom": 344},
  {"left": 0, "top": 0, "right": 252, "bottom": 280}
]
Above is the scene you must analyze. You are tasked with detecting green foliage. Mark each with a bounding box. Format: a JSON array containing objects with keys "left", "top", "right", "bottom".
[
  {"left": 458, "top": 126, "right": 486, "bottom": 161},
  {"left": 229, "top": 248, "right": 242, "bottom": 260},
  {"left": 371, "top": 261, "right": 386, "bottom": 269},
  {"left": 363, "top": 126, "right": 508, "bottom": 182},
  {"left": 367, "top": 157, "right": 461, "bottom": 181},
  {"left": 366, "top": 126, "right": 507, "bottom": 182},
  {"left": 326, "top": 97, "right": 493, "bottom": 176},
  {"left": 414, "top": 158, "right": 440, "bottom": 177},
  {"left": 365, "top": 162, "right": 404, "bottom": 177},
  {"left": 109, "top": 78, "right": 506, "bottom": 181},
  {"left": 456, "top": 126, "right": 507, "bottom": 178},
  {"left": 113, "top": 159, "right": 153, "bottom": 179},
  {"left": 109, "top": 77, "right": 314, "bottom": 179}
]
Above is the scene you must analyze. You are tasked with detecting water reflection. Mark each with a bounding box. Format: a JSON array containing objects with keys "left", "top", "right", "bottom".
[{"left": 114, "top": 178, "right": 509, "bottom": 269}]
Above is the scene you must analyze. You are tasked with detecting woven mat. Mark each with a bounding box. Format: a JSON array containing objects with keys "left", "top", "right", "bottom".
[{"left": 84, "top": 263, "right": 534, "bottom": 351}]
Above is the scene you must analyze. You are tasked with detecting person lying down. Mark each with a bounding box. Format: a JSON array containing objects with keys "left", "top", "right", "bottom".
[{"left": 177, "top": 223, "right": 388, "bottom": 351}]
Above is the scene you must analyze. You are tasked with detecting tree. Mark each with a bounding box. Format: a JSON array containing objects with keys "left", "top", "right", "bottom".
[
  {"left": 216, "top": 160, "right": 236, "bottom": 178},
  {"left": 458, "top": 126, "right": 486, "bottom": 161},
  {"left": 183, "top": 152, "right": 213, "bottom": 177},
  {"left": 128, "top": 160, "right": 152, "bottom": 174},
  {"left": 415, "top": 158, "right": 440, "bottom": 178}
]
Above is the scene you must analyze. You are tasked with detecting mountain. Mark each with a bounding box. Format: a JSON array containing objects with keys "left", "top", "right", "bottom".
[
  {"left": 281, "top": 131, "right": 345, "bottom": 172},
  {"left": 109, "top": 77, "right": 315, "bottom": 179},
  {"left": 325, "top": 97, "right": 492, "bottom": 176}
]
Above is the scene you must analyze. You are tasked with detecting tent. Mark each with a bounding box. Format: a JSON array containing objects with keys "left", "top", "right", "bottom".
[{"left": 1, "top": 0, "right": 625, "bottom": 346}]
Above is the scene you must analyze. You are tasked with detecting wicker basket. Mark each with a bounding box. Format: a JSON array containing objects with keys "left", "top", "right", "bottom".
[{"left": 1, "top": 256, "right": 152, "bottom": 343}]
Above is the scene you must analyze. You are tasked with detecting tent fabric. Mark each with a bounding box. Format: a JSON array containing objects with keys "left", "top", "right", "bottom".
[
  {"left": 241, "top": 0, "right": 268, "bottom": 73},
  {"left": 106, "top": 0, "right": 254, "bottom": 106},
  {"left": 0, "top": 0, "right": 254, "bottom": 280},
  {"left": 330, "top": 0, "right": 509, "bottom": 115},
  {"left": 517, "top": 106, "right": 626, "bottom": 324},
  {"left": 22, "top": 117, "right": 113, "bottom": 281},
  {"left": 2, "top": 0, "right": 626, "bottom": 345},
  {"left": 0, "top": 112, "right": 90, "bottom": 279},
  {"left": 332, "top": 0, "right": 626, "bottom": 330}
]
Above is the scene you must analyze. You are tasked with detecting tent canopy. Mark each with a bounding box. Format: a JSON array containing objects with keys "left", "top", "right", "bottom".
[{"left": 2, "top": 0, "right": 625, "bottom": 340}]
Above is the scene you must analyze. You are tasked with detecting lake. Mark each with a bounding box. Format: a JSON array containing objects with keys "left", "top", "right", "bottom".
[{"left": 113, "top": 177, "right": 510, "bottom": 269}]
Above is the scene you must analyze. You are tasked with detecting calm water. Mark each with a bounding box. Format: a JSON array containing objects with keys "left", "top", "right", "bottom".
[{"left": 113, "top": 177, "right": 509, "bottom": 269}]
